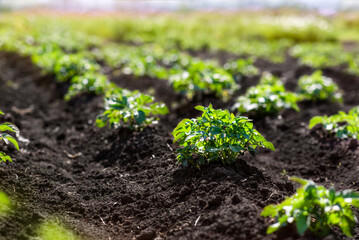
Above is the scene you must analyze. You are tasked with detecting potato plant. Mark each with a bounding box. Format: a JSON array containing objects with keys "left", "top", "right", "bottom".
[
  {"left": 65, "top": 72, "right": 114, "bottom": 100},
  {"left": 96, "top": 88, "right": 168, "bottom": 130},
  {"left": 0, "top": 111, "right": 20, "bottom": 162},
  {"left": 262, "top": 177, "right": 359, "bottom": 237},
  {"left": 223, "top": 58, "right": 259, "bottom": 81},
  {"left": 169, "top": 60, "right": 238, "bottom": 100},
  {"left": 53, "top": 54, "right": 100, "bottom": 82},
  {"left": 172, "top": 104, "right": 274, "bottom": 167},
  {"left": 290, "top": 43, "right": 351, "bottom": 69},
  {"left": 32, "top": 49, "right": 63, "bottom": 74},
  {"left": 309, "top": 106, "right": 359, "bottom": 139},
  {"left": 298, "top": 70, "right": 342, "bottom": 102},
  {"left": 234, "top": 73, "right": 299, "bottom": 115},
  {"left": 97, "top": 44, "right": 238, "bottom": 100}
]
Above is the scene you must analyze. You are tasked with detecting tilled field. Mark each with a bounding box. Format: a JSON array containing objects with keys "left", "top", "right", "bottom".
[{"left": 1, "top": 51, "right": 359, "bottom": 240}]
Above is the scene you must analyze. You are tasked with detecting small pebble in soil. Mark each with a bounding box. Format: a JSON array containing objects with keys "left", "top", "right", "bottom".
[
  {"left": 179, "top": 186, "right": 191, "bottom": 197},
  {"left": 136, "top": 227, "right": 157, "bottom": 240}
]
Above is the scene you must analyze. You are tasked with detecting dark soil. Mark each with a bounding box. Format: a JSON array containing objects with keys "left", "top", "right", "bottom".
[{"left": 0, "top": 50, "right": 359, "bottom": 240}]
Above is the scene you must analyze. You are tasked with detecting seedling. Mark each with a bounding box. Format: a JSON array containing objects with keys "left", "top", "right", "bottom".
[
  {"left": 0, "top": 110, "right": 20, "bottom": 162},
  {"left": 298, "top": 70, "right": 342, "bottom": 102},
  {"left": 262, "top": 177, "right": 359, "bottom": 237},
  {"left": 234, "top": 73, "right": 299, "bottom": 115},
  {"left": 96, "top": 88, "right": 168, "bottom": 130},
  {"left": 309, "top": 106, "right": 359, "bottom": 139},
  {"left": 172, "top": 104, "right": 274, "bottom": 167}
]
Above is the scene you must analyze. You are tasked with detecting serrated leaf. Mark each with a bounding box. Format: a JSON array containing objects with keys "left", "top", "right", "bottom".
[
  {"left": 262, "top": 141, "right": 275, "bottom": 151},
  {"left": 3, "top": 134, "right": 19, "bottom": 151},
  {"left": 0, "top": 152, "right": 12, "bottom": 162},
  {"left": 0, "top": 123, "right": 20, "bottom": 133}
]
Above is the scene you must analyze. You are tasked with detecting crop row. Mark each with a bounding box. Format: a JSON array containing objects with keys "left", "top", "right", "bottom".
[
  {"left": 0, "top": 28, "right": 169, "bottom": 130},
  {"left": 0, "top": 26, "right": 346, "bottom": 121}
]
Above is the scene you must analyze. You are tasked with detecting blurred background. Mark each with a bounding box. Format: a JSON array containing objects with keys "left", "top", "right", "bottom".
[{"left": 1, "top": 0, "right": 359, "bottom": 12}]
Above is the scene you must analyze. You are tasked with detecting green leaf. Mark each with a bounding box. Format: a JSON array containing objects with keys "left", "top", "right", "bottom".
[
  {"left": 328, "top": 189, "right": 336, "bottom": 202},
  {"left": 296, "top": 213, "right": 309, "bottom": 235},
  {"left": 134, "top": 110, "right": 146, "bottom": 125},
  {"left": 229, "top": 144, "right": 243, "bottom": 153},
  {"left": 206, "top": 147, "right": 220, "bottom": 152},
  {"left": 340, "top": 216, "right": 354, "bottom": 237},
  {"left": 0, "top": 123, "right": 20, "bottom": 133},
  {"left": 290, "top": 177, "right": 309, "bottom": 186},
  {"left": 261, "top": 204, "right": 277, "bottom": 217},
  {"left": 194, "top": 105, "right": 205, "bottom": 112},
  {"left": 0, "top": 110, "right": 3, "bottom": 115},
  {"left": 0, "top": 152, "right": 12, "bottom": 162},
  {"left": 262, "top": 141, "right": 275, "bottom": 151},
  {"left": 95, "top": 118, "right": 106, "bottom": 128},
  {"left": 267, "top": 223, "right": 281, "bottom": 234},
  {"left": 210, "top": 126, "right": 222, "bottom": 135},
  {"left": 2, "top": 134, "right": 19, "bottom": 151},
  {"left": 309, "top": 116, "right": 324, "bottom": 129}
]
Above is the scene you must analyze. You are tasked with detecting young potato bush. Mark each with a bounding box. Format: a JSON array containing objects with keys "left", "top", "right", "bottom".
[
  {"left": 223, "top": 58, "right": 259, "bottom": 81},
  {"left": 53, "top": 54, "right": 100, "bottom": 82},
  {"left": 347, "top": 56, "right": 359, "bottom": 76},
  {"left": 309, "top": 106, "right": 359, "bottom": 139},
  {"left": 65, "top": 72, "right": 114, "bottom": 100},
  {"left": 32, "top": 51, "right": 61, "bottom": 74},
  {"left": 0, "top": 111, "right": 20, "bottom": 162},
  {"left": 262, "top": 177, "right": 359, "bottom": 237},
  {"left": 172, "top": 104, "right": 274, "bottom": 167},
  {"left": 290, "top": 43, "right": 351, "bottom": 69},
  {"left": 96, "top": 88, "right": 168, "bottom": 130},
  {"left": 169, "top": 60, "right": 238, "bottom": 100},
  {"left": 298, "top": 71, "right": 342, "bottom": 102},
  {"left": 233, "top": 73, "right": 299, "bottom": 115}
]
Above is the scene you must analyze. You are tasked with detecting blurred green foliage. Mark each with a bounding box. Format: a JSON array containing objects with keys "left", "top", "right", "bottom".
[
  {"left": 38, "top": 218, "right": 80, "bottom": 240},
  {"left": 0, "top": 191, "right": 11, "bottom": 215}
]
